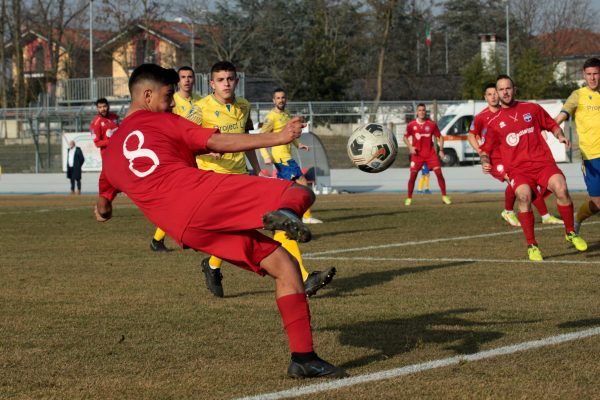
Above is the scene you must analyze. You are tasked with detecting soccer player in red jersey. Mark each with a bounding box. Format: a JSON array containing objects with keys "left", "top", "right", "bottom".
[
  {"left": 468, "top": 83, "right": 563, "bottom": 227},
  {"left": 403, "top": 103, "right": 451, "bottom": 206},
  {"left": 90, "top": 98, "right": 119, "bottom": 154},
  {"left": 480, "top": 75, "right": 587, "bottom": 261},
  {"left": 94, "top": 64, "right": 347, "bottom": 379}
]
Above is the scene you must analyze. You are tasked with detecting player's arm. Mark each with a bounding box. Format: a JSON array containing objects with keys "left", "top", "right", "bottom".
[
  {"left": 541, "top": 106, "right": 571, "bottom": 149},
  {"left": 91, "top": 121, "right": 109, "bottom": 149},
  {"left": 243, "top": 117, "right": 263, "bottom": 175},
  {"left": 434, "top": 125, "right": 444, "bottom": 158},
  {"left": 467, "top": 118, "right": 481, "bottom": 153},
  {"left": 207, "top": 117, "right": 305, "bottom": 153},
  {"left": 552, "top": 126, "right": 571, "bottom": 149},
  {"left": 479, "top": 129, "right": 496, "bottom": 174},
  {"left": 403, "top": 133, "right": 415, "bottom": 154},
  {"left": 555, "top": 91, "right": 578, "bottom": 125}
]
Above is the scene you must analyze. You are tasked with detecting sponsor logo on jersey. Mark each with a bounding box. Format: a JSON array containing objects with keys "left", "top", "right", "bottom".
[
  {"left": 505, "top": 126, "right": 534, "bottom": 146},
  {"left": 586, "top": 104, "right": 600, "bottom": 111},
  {"left": 523, "top": 113, "right": 532, "bottom": 122}
]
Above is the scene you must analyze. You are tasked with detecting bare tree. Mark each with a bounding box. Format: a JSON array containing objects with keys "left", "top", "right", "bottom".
[
  {"left": 8, "top": 0, "right": 25, "bottom": 107},
  {"left": 370, "top": 0, "right": 397, "bottom": 121}
]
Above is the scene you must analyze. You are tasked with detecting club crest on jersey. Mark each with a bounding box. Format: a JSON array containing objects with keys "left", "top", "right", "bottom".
[
  {"left": 425, "top": 126, "right": 431, "bottom": 132},
  {"left": 523, "top": 113, "right": 532, "bottom": 122},
  {"left": 215, "top": 111, "right": 220, "bottom": 118}
]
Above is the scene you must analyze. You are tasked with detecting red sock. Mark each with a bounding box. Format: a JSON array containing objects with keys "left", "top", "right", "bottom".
[
  {"left": 504, "top": 185, "right": 516, "bottom": 211},
  {"left": 517, "top": 211, "right": 537, "bottom": 245},
  {"left": 278, "top": 186, "right": 313, "bottom": 217},
  {"left": 276, "top": 293, "right": 313, "bottom": 353},
  {"left": 557, "top": 203, "right": 575, "bottom": 233},
  {"left": 532, "top": 195, "right": 549, "bottom": 216},
  {"left": 434, "top": 169, "right": 447, "bottom": 196},
  {"left": 407, "top": 171, "right": 418, "bottom": 198}
]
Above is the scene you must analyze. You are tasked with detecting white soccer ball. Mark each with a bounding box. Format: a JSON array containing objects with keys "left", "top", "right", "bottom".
[{"left": 347, "top": 123, "right": 398, "bottom": 173}]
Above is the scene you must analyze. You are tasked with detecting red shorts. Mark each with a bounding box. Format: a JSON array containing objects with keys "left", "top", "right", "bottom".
[
  {"left": 181, "top": 174, "right": 295, "bottom": 275},
  {"left": 490, "top": 162, "right": 508, "bottom": 182},
  {"left": 410, "top": 152, "right": 440, "bottom": 172},
  {"left": 509, "top": 163, "right": 564, "bottom": 198}
]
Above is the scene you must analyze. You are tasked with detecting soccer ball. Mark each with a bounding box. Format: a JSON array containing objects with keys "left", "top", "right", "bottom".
[{"left": 347, "top": 123, "right": 398, "bottom": 173}]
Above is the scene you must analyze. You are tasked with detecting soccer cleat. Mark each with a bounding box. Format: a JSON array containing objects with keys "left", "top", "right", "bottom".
[
  {"left": 501, "top": 210, "right": 521, "bottom": 227},
  {"left": 287, "top": 356, "right": 348, "bottom": 379},
  {"left": 304, "top": 268, "right": 336, "bottom": 297},
  {"left": 565, "top": 232, "right": 588, "bottom": 252},
  {"left": 302, "top": 216, "right": 323, "bottom": 224},
  {"left": 442, "top": 195, "right": 452, "bottom": 205},
  {"left": 527, "top": 244, "right": 543, "bottom": 261},
  {"left": 542, "top": 215, "right": 563, "bottom": 225},
  {"left": 150, "top": 238, "right": 169, "bottom": 252},
  {"left": 201, "top": 258, "right": 224, "bottom": 297},
  {"left": 404, "top": 198, "right": 412, "bottom": 206},
  {"left": 263, "top": 209, "right": 312, "bottom": 243}
]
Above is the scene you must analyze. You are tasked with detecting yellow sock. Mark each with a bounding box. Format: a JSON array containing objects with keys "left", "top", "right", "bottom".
[
  {"left": 418, "top": 177, "right": 425, "bottom": 191},
  {"left": 274, "top": 230, "right": 309, "bottom": 281},
  {"left": 303, "top": 209, "right": 312, "bottom": 220},
  {"left": 153, "top": 227, "right": 166, "bottom": 241},
  {"left": 577, "top": 201, "right": 598, "bottom": 223},
  {"left": 208, "top": 256, "right": 222, "bottom": 269},
  {"left": 424, "top": 175, "right": 429, "bottom": 189}
]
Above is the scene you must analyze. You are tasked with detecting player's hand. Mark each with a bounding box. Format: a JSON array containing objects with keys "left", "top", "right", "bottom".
[
  {"left": 409, "top": 147, "right": 417, "bottom": 155},
  {"left": 481, "top": 161, "right": 492, "bottom": 174},
  {"left": 206, "top": 152, "right": 222, "bottom": 159},
  {"left": 557, "top": 134, "right": 571, "bottom": 149},
  {"left": 298, "top": 143, "right": 310, "bottom": 151},
  {"left": 280, "top": 117, "right": 305, "bottom": 143},
  {"left": 95, "top": 197, "right": 112, "bottom": 222},
  {"left": 438, "top": 150, "right": 445, "bottom": 159}
]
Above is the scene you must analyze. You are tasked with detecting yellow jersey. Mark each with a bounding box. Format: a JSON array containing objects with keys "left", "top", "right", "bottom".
[
  {"left": 172, "top": 92, "right": 201, "bottom": 119},
  {"left": 191, "top": 94, "right": 254, "bottom": 174},
  {"left": 259, "top": 108, "right": 299, "bottom": 164},
  {"left": 561, "top": 86, "right": 600, "bottom": 160}
]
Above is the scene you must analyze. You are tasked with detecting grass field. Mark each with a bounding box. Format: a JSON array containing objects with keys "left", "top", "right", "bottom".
[{"left": 2, "top": 192, "right": 600, "bottom": 399}]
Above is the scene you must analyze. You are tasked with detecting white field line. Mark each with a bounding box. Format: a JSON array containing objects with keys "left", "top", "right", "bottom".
[
  {"left": 304, "top": 221, "right": 600, "bottom": 257},
  {"left": 235, "top": 326, "right": 600, "bottom": 400},
  {"left": 304, "top": 256, "right": 600, "bottom": 265}
]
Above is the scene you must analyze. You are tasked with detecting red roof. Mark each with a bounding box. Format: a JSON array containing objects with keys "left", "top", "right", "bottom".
[{"left": 537, "top": 28, "right": 600, "bottom": 58}]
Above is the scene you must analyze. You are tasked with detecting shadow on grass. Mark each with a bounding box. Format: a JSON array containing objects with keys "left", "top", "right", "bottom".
[
  {"left": 313, "top": 225, "right": 401, "bottom": 239},
  {"left": 319, "top": 210, "right": 410, "bottom": 224},
  {"left": 558, "top": 318, "right": 600, "bottom": 329},
  {"left": 319, "top": 261, "right": 473, "bottom": 298},
  {"left": 326, "top": 308, "right": 504, "bottom": 369}
]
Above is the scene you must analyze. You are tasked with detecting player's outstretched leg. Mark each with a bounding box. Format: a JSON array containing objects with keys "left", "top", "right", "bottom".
[
  {"left": 201, "top": 256, "right": 224, "bottom": 297},
  {"left": 262, "top": 248, "right": 348, "bottom": 379},
  {"left": 151, "top": 227, "right": 170, "bottom": 252}
]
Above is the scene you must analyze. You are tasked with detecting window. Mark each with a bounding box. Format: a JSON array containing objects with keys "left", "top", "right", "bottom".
[
  {"left": 135, "top": 39, "right": 156, "bottom": 65},
  {"left": 449, "top": 116, "right": 473, "bottom": 135},
  {"left": 35, "top": 45, "right": 45, "bottom": 73}
]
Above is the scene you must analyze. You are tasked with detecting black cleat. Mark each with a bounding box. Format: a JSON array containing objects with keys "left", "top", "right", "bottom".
[
  {"left": 262, "top": 209, "right": 312, "bottom": 243},
  {"left": 150, "top": 238, "right": 169, "bottom": 252},
  {"left": 201, "top": 257, "right": 224, "bottom": 298},
  {"left": 304, "top": 268, "right": 336, "bottom": 297},
  {"left": 287, "top": 356, "right": 348, "bottom": 379}
]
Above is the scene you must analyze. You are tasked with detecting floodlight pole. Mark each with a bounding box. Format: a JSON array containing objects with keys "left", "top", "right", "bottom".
[
  {"left": 505, "top": 1, "right": 510, "bottom": 75},
  {"left": 89, "top": 0, "right": 94, "bottom": 100}
]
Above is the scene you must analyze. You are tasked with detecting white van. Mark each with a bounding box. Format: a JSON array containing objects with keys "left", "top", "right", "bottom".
[{"left": 437, "top": 100, "right": 568, "bottom": 165}]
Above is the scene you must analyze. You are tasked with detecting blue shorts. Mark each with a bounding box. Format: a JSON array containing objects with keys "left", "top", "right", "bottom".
[
  {"left": 274, "top": 159, "right": 303, "bottom": 181},
  {"left": 421, "top": 163, "right": 430, "bottom": 175},
  {"left": 582, "top": 158, "right": 600, "bottom": 196}
]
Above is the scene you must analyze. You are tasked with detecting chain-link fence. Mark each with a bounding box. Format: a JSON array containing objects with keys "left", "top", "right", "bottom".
[{"left": 0, "top": 100, "right": 577, "bottom": 173}]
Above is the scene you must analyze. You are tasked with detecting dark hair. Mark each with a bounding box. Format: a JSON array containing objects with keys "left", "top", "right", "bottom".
[
  {"left": 416, "top": 103, "right": 426, "bottom": 109},
  {"left": 210, "top": 61, "right": 237, "bottom": 77},
  {"left": 583, "top": 57, "right": 600, "bottom": 70},
  {"left": 95, "top": 98, "right": 109, "bottom": 106},
  {"left": 128, "top": 64, "right": 179, "bottom": 94},
  {"left": 177, "top": 66, "right": 195, "bottom": 76},
  {"left": 484, "top": 82, "right": 496, "bottom": 91},
  {"left": 496, "top": 74, "right": 515, "bottom": 86},
  {"left": 273, "top": 87, "right": 285, "bottom": 97}
]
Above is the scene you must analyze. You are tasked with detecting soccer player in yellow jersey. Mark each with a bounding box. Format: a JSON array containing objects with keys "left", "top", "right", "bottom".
[
  {"left": 151, "top": 66, "right": 202, "bottom": 252},
  {"left": 259, "top": 88, "right": 335, "bottom": 296},
  {"left": 556, "top": 58, "right": 600, "bottom": 234}
]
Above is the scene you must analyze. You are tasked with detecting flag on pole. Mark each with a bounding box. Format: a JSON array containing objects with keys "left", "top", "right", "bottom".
[{"left": 425, "top": 23, "right": 432, "bottom": 48}]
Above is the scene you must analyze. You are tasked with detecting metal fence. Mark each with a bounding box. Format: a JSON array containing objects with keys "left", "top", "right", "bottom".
[{"left": 56, "top": 73, "right": 244, "bottom": 105}]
